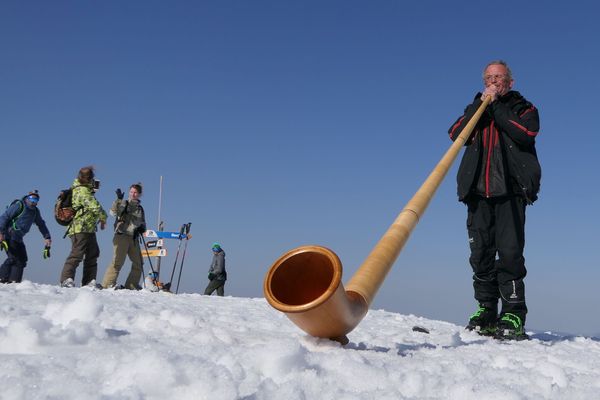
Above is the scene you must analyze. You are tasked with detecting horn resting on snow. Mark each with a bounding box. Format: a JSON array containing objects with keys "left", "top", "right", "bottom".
[{"left": 263, "top": 96, "right": 491, "bottom": 344}]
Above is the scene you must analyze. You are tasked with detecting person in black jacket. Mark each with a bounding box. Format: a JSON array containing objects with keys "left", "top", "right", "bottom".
[
  {"left": 204, "top": 243, "right": 227, "bottom": 296},
  {"left": 448, "top": 60, "right": 541, "bottom": 340}
]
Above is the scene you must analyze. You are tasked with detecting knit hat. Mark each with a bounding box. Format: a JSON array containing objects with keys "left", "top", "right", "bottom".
[{"left": 212, "top": 243, "right": 221, "bottom": 251}]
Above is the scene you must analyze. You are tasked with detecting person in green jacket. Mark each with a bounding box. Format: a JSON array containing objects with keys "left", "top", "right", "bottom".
[
  {"left": 59, "top": 166, "right": 107, "bottom": 288},
  {"left": 101, "top": 183, "right": 146, "bottom": 289}
]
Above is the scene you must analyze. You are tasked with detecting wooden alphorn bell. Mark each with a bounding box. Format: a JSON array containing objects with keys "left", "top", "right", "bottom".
[{"left": 264, "top": 96, "right": 491, "bottom": 344}]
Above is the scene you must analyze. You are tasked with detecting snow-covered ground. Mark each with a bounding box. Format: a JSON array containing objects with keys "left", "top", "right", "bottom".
[{"left": 1, "top": 281, "right": 598, "bottom": 400}]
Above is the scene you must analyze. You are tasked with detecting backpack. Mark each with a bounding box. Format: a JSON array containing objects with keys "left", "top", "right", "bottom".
[
  {"left": 54, "top": 188, "right": 75, "bottom": 226},
  {"left": 5, "top": 199, "right": 26, "bottom": 230}
]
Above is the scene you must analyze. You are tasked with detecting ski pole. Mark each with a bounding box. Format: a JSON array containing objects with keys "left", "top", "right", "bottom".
[
  {"left": 138, "top": 236, "right": 147, "bottom": 288},
  {"left": 175, "top": 223, "right": 192, "bottom": 294},
  {"left": 167, "top": 224, "right": 186, "bottom": 289},
  {"left": 140, "top": 256, "right": 146, "bottom": 289},
  {"left": 139, "top": 232, "right": 157, "bottom": 289},
  {"left": 155, "top": 220, "right": 164, "bottom": 279}
]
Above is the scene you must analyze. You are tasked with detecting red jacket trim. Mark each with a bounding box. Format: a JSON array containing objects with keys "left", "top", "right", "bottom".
[{"left": 509, "top": 120, "right": 538, "bottom": 137}]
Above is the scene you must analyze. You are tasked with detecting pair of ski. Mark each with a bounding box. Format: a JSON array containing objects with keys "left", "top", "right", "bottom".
[
  {"left": 140, "top": 223, "right": 191, "bottom": 294},
  {"left": 411, "top": 325, "right": 530, "bottom": 341},
  {"left": 164, "top": 223, "right": 192, "bottom": 294}
]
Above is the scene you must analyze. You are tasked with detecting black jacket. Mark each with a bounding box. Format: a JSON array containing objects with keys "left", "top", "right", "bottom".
[{"left": 448, "top": 90, "right": 541, "bottom": 204}]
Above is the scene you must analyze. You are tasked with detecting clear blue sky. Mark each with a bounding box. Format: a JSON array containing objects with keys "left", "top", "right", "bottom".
[{"left": 2, "top": 1, "right": 599, "bottom": 336}]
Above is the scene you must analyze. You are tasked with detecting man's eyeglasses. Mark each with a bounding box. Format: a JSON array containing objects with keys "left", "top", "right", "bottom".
[
  {"left": 484, "top": 74, "right": 507, "bottom": 82},
  {"left": 26, "top": 196, "right": 39, "bottom": 204}
]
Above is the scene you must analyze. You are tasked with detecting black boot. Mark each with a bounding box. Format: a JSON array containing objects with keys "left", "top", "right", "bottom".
[
  {"left": 494, "top": 313, "right": 528, "bottom": 341},
  {"left": 466, "top": 302, "right": 498, "bottom": 336}
]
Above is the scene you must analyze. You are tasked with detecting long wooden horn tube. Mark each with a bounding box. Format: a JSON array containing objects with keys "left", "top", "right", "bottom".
[{"left": 264, "top": 96, "right": 491, "bottom": 343}]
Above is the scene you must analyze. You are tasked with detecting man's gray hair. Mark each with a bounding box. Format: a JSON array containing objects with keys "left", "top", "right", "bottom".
[{"left": 483, "top": 60, "right": 513, "bottom": 80}]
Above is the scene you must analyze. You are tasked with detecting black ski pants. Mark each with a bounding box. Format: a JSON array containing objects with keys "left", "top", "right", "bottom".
[
  {"left": 466, "top": 195, "right": 528, "bottom": 320},
  {"left": 0, "top": 239, "right": 28, "bottom": 283}
]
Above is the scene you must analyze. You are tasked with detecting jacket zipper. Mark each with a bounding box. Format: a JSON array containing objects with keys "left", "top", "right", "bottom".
[{"left": 484, "top": 121, "right": 495, "bottom": 197}]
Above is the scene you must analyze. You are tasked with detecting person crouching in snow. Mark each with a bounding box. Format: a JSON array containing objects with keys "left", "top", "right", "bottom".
[
  {"left": 144, "top": 270, "right": 160, "bottom": 292},
  {"left": 204, "top": 243, "right": 227, "bottom": 296}
]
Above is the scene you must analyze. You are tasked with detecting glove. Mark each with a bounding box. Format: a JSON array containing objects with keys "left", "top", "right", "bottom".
[
  {"left": 0, "top": 240, "right": 8, "bottom": 252},
  {"left": 115, "top": 188, "right": 124, "bottom": 200},
  {"left": 208, "top": 273, "right": 216, "bottom": 280},
  {"left": 43, "top": 246, "right": 51, "bottom": 259},
  {"left": 136, "top": 224, "right": 146, "bottom": 234}
]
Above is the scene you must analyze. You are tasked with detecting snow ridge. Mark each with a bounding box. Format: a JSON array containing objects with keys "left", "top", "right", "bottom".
[{"left": 1, "top": 282, "right": 598, "bottom": 399}]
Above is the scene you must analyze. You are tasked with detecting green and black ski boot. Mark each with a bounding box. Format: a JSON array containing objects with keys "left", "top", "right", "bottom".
[
  {"left": 466, "top": 302, "right": 498, "bottom": 336},
  {"left": 494, "top": 313, "right": 529, "bottom": 341}
]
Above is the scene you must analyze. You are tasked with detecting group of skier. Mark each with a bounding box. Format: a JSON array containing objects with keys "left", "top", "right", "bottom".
[{"left": 0, "top": 165, "right": 227, "bottom": 296}]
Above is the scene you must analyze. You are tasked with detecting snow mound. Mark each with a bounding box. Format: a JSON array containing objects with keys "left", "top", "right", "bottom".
[{"left": 0, "top": 282, "right": 598, "bottom": 399}]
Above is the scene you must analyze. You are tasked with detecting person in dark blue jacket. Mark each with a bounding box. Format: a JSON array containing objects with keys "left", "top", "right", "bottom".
[{"left": 0, "top": 191, "right": 52, "bottom": 283}]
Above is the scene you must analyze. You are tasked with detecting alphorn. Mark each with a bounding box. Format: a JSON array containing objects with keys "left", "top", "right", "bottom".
[{"left": 264, "top": 96, "right": 491, "bottom": 344}]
